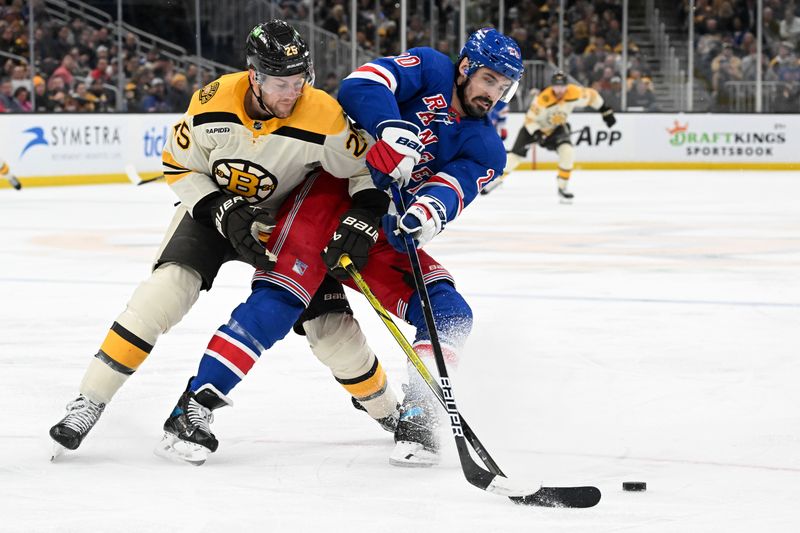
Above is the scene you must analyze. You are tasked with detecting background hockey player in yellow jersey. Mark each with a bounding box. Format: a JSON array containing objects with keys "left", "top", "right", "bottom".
[
  {"left": 0, "top": 157, "right": 22, "bottom": 190},
  {"left": 504, "top": 70, "right": 616, "bottom": 202}
]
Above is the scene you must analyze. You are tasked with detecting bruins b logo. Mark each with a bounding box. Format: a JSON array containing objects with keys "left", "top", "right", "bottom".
[
  {"left": 212, "top": 159, "right": 278, "bottom": 202},
  {"left": 199, "top": 81, "right": 220, "bottom": 104}
]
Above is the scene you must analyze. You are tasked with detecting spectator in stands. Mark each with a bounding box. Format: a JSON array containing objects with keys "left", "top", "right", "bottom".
[
  {"left": 33, "top": 76, "right": 52, "bottom": 113},
  {"left": 762, "top": 7, "right": 783, "bottom": 53},
  {"left": 711, "top": 42, "right": 742, "bottom": 75},
  {"left": 769, "top": 41, "right": 798, "bottom": 79},
  {"left": 774, "top": 79, "right": 800, "bottom": 112},
  {"left": 89, "top": 57, "right": 111, "bottom": 85},
  {"left": 123, "top": 32, "right": 139, "bottom": 57},
  {"left": 51, "top": 54, "right": 76, "bottom": 89},
  {"left": 0, "top": 78, "right": 14, "bottom": 111},
  {"left": 51, "top": 25, "right": 75, "bottom": 61},
  {"left": 435, "top": 39, "right": 457, "bottom": 62},
  {"left": 601, "top": 76, "right": 622, "bottom": 111},
  {"left": 741, "top": 42, "right": 769, "bottom": 81},
  {"left": 511, "top": 27, "right": 535, "bottom": 59},
  {"left": 321, "top": 72, "right": 339, "bottom": 97},
  {"left": 322, "top": 5, "right": 347, "bottom": 36},
  {"left": 780, "top": 4, "right": 800, "bottom": 49},
  {"left": 48, "top": 89, "right": 67, "bottom": 112},
  {"left": 627, "top": 79, "right": 658, "bottom": 111},
  {"left": 11, "top": 86, "right": 31, "bottom": 112},
  {"left": 88, "top": 77, "right": 114, "bottom": 111},
  {"left": 184, "top": 64, "right": 199, "bottom": 91},
  {"left": 716, "top": 1, "right": 736, "bottom": 33},
  {"left": 166, "top": 73, "right": 191, "bottom": 111},
  {"left": 141, "top": 78, "right": 169, "bottom": 112},
  {"left": 9, "top": 63, "right": 31, "bottom": 92},
  {"left": 124, "top": 82, "right": 140, "bottom": 112}
]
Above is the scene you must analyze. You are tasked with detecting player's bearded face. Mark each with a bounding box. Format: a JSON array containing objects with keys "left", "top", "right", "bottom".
[
  {"left": 460, "top": 67, "right": 513, "bottom": 118},
  {"left": 252, "top": 72, "right": 305, "bottom": 118},
  {"left": 552, "top": 85, "right": 567, "bottom": 99}
]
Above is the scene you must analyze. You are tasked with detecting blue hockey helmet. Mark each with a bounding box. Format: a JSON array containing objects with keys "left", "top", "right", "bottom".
[{"left": 459, "top": 28, "right": 524, "bottom": 103}]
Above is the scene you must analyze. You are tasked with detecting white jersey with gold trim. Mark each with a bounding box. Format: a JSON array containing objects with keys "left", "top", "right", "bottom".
[
  {"left": 161, "top": 71, "right": 373, "bottom": 215},
  {"left": 523, "top": 84, "right": 605, "bottom": 135}
]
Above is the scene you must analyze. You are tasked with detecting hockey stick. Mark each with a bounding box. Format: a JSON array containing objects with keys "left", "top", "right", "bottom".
[
  {"left": 338, "top": 256, "right": 598, "bottom": 509},
  {"left": 125, "top": 164, "right": 164, "bottom": 186},
  {"left": 337, "top": 254, "right": 504, "bottom": 476},
  {"left": 338, "top": 193, "right": 599, "bottom": 508}
]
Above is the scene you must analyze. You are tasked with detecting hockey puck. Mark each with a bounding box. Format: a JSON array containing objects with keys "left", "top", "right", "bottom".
[{"left": 622, "top": 481, "right": 646, "bottom": 492}]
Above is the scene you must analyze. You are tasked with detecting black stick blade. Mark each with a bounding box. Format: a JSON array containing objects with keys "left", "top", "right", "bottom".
[{"left": 510, "top": 486, "right": 601, "bottom": 508}]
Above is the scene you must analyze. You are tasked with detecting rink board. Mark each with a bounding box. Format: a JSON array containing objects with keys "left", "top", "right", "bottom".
[
  {"left": 503, "top": 112, "right": 799, "bottom": 170},
  {"left": 0, "top": 112, "right": 797, "bottom": 188}
]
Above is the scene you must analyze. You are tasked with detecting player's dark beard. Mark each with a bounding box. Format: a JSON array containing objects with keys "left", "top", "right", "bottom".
[{"left": 456, "top": 77, "right": 491, "bottom": 118}]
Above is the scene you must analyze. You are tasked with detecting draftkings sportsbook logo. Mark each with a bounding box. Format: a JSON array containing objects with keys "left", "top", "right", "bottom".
[{"left": 666, "top": 120, "right": 786, "bottom": 157}]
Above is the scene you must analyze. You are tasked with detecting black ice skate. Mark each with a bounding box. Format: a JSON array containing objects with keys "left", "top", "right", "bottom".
[
  {"left": 557, "top": 177, "right": 574, "bottom": 204},
  {"left": 351, "top": 396, "right": 400, "bottom": 433},
  {"left": 154, "top": 380, "right": 231, "bottom": 466},
  {"left": 49, "top": 395, "right": 106, "bottom": 460},
  {"left": 389, "top": 386, "right": 441, "bottom": 467}
]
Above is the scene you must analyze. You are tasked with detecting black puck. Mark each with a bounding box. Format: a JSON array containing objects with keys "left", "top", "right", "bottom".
[{"left": 622, "top": 481, "right": 646, "bottom": 491}]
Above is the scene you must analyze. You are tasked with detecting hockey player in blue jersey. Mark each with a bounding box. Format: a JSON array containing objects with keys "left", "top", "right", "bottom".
[
  {"left": 320, "top": 27, "right": 524, "bottom": 466},
  {"left": 155, "top": 27, "right": 523, "bottom": 468}
]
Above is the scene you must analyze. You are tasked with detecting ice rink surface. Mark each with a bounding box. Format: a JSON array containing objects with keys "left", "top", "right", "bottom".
[{"left": 1, "top": 170, "right": 798, "bottom": 532}]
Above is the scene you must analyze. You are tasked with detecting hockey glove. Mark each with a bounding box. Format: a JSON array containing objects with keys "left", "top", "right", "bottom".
[
  {"left": 499, "top": 128, "right": 508, "bottom": 141},
  {"left": 365, "top": 119, "right": 424, "bottom": 189},
  {"left": 323, "top": 189, "right": 388, "bottom": 279},
  {"left": 196, "top": 193, "right": 277, "bottom": 271},
  {"left": 599, "top": 104, "right": 617, "bottom": 127},
  {"left": 531, "top": 129, "right": 545, "bottom": 146},
  {"left": 382, "top": 195, "right": 446, "bottom": 252}
]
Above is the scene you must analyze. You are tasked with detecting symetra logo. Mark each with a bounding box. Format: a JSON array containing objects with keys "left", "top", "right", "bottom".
[
  {"left": 20, "top": 127, "right": 49, "bottom": 157},
  {"left": 20, "top": 125, "right": 122, "bottom": 159},
  {"left": 144, "top": 126, "right": 168, "bottom": 157},
  {"left": 666, "top": 119, "right": 787, "bottom": 157}
]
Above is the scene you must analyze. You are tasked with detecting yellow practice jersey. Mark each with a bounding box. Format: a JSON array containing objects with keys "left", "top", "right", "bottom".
[
  {"left": 162, "top": 71, "right": 373, "bottom": 214},
  {"left": 523, "top": 84, "right": 604, "bottom": 135}
]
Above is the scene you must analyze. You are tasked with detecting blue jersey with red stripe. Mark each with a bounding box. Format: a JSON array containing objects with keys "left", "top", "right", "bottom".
[
  {"left": 338, "top": 47, "right": 505, "bottom": 223},
  {"left": 488, "top": 100, "right": 508, "bottom": 130}
]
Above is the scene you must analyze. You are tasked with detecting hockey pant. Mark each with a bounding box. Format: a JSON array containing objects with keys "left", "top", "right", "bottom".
[
  {"left": 190, "top": 175, "right": 472, "bottom": 406},
  {"left": 80, "top": 205, "right": 239, "bottom": 404}
]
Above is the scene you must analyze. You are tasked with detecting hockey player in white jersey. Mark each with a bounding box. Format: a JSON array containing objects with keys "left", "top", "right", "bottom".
[
  {"left": 504, "top": 70, "right": 616, "bottom": 202},
  {"left": 0, "top": 158, "right": 22, "bottom": 190},
  {"left": 49, "top": 20, "right": 399, "bottom": 459}
]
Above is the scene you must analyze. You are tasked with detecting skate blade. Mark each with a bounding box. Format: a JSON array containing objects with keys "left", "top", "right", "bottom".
[
  {"left": 153, "top": 432, "right": 210, "bottom": 466},
  {"left": 50, "top": 442, "right": 67, "bottom": 462},
  {"left": 389, "top": 440, "right": 440, "bottom": 468}
]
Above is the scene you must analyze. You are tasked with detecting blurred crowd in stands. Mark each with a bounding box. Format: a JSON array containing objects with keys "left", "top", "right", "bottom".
[
  {"left": 0, "top": 0, "right": 211, "bottom": 113},
  {"left": 1, "top": 0, "right": 798, "bottom": 114},
  {"left": 681, "top": 0, "right": 800, "bottom": 111}
]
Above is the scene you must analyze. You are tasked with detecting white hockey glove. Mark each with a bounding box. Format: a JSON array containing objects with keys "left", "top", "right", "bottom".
[
  {"left": 366, "top": 119, "right": 424, "bottom": 189},
  {"left": 382, "top": 195, "right": 446, "bottom": 251}
]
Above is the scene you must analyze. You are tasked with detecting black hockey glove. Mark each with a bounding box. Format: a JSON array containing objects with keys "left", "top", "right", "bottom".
[
  {"left": 599, "top": 104, "right": 616, "bottom": 127},
  {"left": 323, "top": 188, "right": 389, "bottom": 280},
  {"left": 531, "top": 129, "right": 545, "bottom": 146},
  {"left": 195, "top": 193, "right": 277, "bottom": 271}
]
